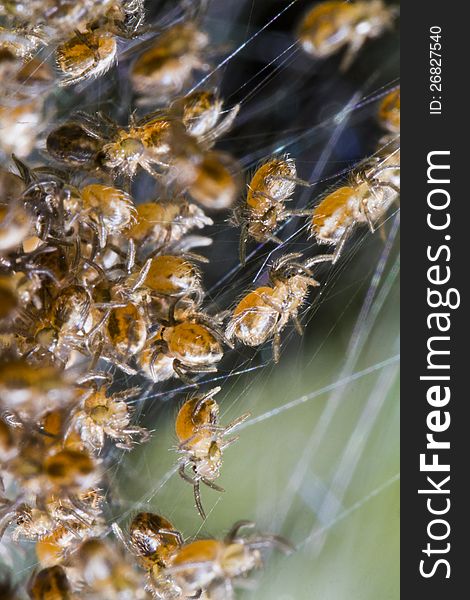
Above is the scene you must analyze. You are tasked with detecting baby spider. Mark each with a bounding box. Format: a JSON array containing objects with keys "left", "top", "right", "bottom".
[
  {"left": 45, "top": 113, "right": 157, "bottom": 179},
  {"left": 0, "top": 356, "right": 77, "bottom": 421},
  {"left": 233, "top": 155, "right": 312, "bottom": 264},
  {"left": 55, "top": 0, "right": 146, "bottom": 86},
  {"left": 139, "top": 304, "right": 231, "bottom": 384},
  {"left": 104, "top": 301, "right": 148, "bottom": 356},
  {"left": 95, "top": 251, "right": 204, "bottom": 321},
  {"left": 4, "top": 487, "right": 103, "bottom": 543},
  {"left": 131, "top": 22, "right": 210, "bottom": 102},
  {"left": 226, "top": 252, "right": 327, "bottom": 363},
  {"left": 142, "top": 253, "right": 205, "bottom": 303},
  {"left": 34, "top": 509, "right": 105, "bottom": 569},
  {"left": 164, "top": 521, "right": 294, "bottom": 599},
  {"left": 309, "top": 153, "right": 400, "bottom": 263},
  {"left": 170, "top": 90, "right": 240, "bottom": 148},
  {"left": 46, "top": 120, "right": 105, "bottom": 173},
  {"left": 66, "top": 381, "right": 149, "bottom": 453},
  {"left": 5, "top": 435, "right": 100, "bottom": 515},
  {"left": 297, "top": 0, "right": 397, "bottom": 71},
  {"left": 0, "top": 199, "right": 32, "bottom": 255},
  {"left": 176, "top": 149, "right": 241, "bottom": 210},
  {"left": 175, "top": 386, "right": 250, "bottom": 519},
  {"left": 56, "top": 29, "right": 118, "bottom": 87},
  {"left": 117, "top": 512, "right": 183, "bottom": 571},
  {"left": 86, "top": 111, "right": 187, "bottom": 179},
  {"left": 112, "top": 512, "right": 183, "bottom": 598},
  {"left": 378, "top": 87, "right": 400, "bottom": 134},
  {"left": 28, "top": 565, "right": 72, "bottom": 600},
  {"left": 24, "top": 283, "right": 94, "bottom": 366},
  {"left": 69, "top": 183, "right": 137, "bottom": 248},
  {"left": 127, "top": 199, "right": 213, "bottom": 254},
  {"left": 75, "top": 538, "right": 149, "bottom": 600}
]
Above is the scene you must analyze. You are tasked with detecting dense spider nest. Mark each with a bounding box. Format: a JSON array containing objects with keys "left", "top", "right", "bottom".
[{"left": 0, "top": 1, "right": 399, "bottom": 598}]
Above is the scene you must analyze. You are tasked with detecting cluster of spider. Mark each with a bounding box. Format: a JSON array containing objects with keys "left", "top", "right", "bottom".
[{"left": 0, "top": 0, "right": 399, "bottom": 598}]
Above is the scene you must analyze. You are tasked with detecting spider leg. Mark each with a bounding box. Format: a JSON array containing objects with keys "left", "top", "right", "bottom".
[
  {"left": 172, "top": 360, "right": 198, "bottom": 384},
  {"left": 158, "top": 528, "right": 184, "bottom": 546},
  {"left": 340, "top": 34, "right": 367, "bottom": 71},
  {"left": 101, "top": 355, "right": 137, "bottom": 375},
  {"left": 141, "top": 159, "right": 168, "bottom": 180},
  {"left": 193, "top": 480, "right": 206, "bottom": 520},
  {"left": 222, "top": 412, "right": 250, "bottom": 435},
  {"left": 285, "top": 208, "right": 315, "bottom": 217},
  {"left": 178, "top": 463, "right": 196, "bottom": 484},
  {"left": 239, "top": 221, "right": 249, "bottom": 266},
  {"left": 267, "top": 234, "right": 283, "bottom": 245},
  {"left": 272, "top": 329, "right": 281, "bottom": 364},
  {"left": 131, "top": 258, "right": 152, "bottom": 292},
  {"left": 86, "top": 308, "right": 111, "bottom": 344},
  {"left": 199, "top": 103, "right": 240, "bottom": 148},
  {"left": 292, "top": 314, "right": 303, "bottom": 336},
  {"left": 97, "top": 214, "right": 107, "bottom": 248},
  {"left": 245, "top": 535, "right": 295, "bottom": 553},
  {"left": 364, "top": 205, "right": 376, "bottom": 233},
  {"left": 201, "top": 478, "right": 224, "bottom": 493},
  {"left": 269, "top": 175, "right": 312, "bottom": 187},
  {"left": 191, "top": 387, "right": 222, "bottom": 420},
  {"left": 303, "top": 253, "right": 334, "bottom": 268},
  {"left": 173, "top": 360, "right": 217, "bottom": 384},
  {"left": 126, "top": 238, "right": 136, "bottom": 273},
  {"left": 271, "top": 251, "right": 304, "bottom": 269},
  {"left": 375, "top": 181, "right": 401, "bottom": 195},
  {"left": 148, "top": 341, "right": 168, "bottom": 380},
  {"left": 330, "top": 224, "right": 354, "bottom": 264},
  {"left": 12, "top": 154, "right": 35, "bottom": 184},
  {"left": 182, "top": 251, "right": 210, "bottom": 264},
  {"left": 225, "top": 520, "right": 256, "bottom": 543},
  {"left": 219, "top": 435, "right": 239, "bottom": 451}
]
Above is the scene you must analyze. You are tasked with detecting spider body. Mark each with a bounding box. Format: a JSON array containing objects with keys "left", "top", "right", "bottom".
[
  {"left": 131, "top": 23, "right": 209, "bottom": 101},
  {"left": 143, "top": 254, "right": 203, "bottom": 300},
  {"left": 226, "top": 253, "right": 321, "bottom": 362},
  {"left": 140, "top": 320, "right": 224, "bottom": 383},
  {"left": 28, "top": 566, "right": 71, "bottom": 600},
  {"left": 56, "top": 30, "right": 117, "bottom": 86},
  {"left": 235, "top": 156, "right": 310, "bottom": 263},
  {"left": 105, "top": 302, "right": 147, "bottom": 356},
  {"left": 298, "top": 0, "right": 396, "bottom": 70},
  {"left": 128, "top": 200, "right": 213, "bottom": 252}
]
